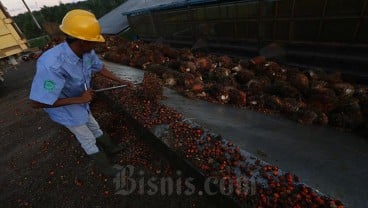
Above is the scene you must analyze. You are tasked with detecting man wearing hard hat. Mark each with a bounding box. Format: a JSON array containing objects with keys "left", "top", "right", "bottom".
[{"left": 29, "top": 10, "right": 132, "bottom": 177}]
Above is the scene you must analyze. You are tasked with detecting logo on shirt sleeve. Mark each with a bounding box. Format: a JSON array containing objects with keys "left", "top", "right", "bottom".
[{"left": 44, "top": 80, "right": 56, "bottom": 91}]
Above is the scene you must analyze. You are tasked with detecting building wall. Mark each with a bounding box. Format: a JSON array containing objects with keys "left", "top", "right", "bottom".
[
  {"left": 128, "top": 0, "right": 368, "bottom": 74},
  {"left": 129, "top": 0, "right": 367, "bottom": 45}
]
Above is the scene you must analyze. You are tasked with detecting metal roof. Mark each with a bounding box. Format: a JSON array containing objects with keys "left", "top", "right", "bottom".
[
  {"left": 98, "top": 0, "right": 275, "bottom": 35},
  {"left": 98, "top": 0, "right": 186, "bottom": 34},
  {"left": 123, "top": 0, "right": 282, "bottom": 16},
  {"left": 122, "top": 0, "right": 219, "bottom": 16}
]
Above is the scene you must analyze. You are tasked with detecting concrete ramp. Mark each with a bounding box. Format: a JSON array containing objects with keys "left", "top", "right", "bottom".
[{"left": 104, "top": 61, "right": 368, "bottom": 207}]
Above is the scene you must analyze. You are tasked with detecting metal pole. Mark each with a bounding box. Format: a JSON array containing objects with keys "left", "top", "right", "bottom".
[
  {"left": 21, "top": 0, "right": 42, "bottom": 30},
  {"left": 258, "top": 0, "right": 265, "bottom": 50}
]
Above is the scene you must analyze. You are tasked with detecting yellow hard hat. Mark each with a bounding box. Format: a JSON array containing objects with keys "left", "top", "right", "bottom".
[{"left": 59, "top": 9, "right": 105, "bottom": 42}]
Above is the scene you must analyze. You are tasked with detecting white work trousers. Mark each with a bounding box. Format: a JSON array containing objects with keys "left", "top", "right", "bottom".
[{"left": 65, "top": 113, "right": 103, "bottom": 155}]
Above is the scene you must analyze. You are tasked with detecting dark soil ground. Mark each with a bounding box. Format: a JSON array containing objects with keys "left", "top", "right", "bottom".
[{"left": 0, "top": 60, "right": 219, "bottom": 208}]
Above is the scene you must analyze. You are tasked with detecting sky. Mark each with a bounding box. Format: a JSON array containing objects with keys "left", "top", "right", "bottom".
[{"left": 1, "top": 0, "right": 86, "bottom": 16}]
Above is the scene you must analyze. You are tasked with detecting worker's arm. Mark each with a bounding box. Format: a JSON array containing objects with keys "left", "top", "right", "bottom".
[
  {"left": 30, "top": 89, "right": 93, "bottom": 109},
  {"left": 99, "top": 66, "right": 134, "bottom": 87}
]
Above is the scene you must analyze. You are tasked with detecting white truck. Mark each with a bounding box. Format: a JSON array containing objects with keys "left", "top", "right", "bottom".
[{"left": 0, "top": 2, "right": 28, "bottom": 84}]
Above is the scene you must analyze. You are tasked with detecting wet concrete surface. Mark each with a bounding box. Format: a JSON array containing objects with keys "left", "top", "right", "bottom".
[
  {"left": 161, "top": 88, "right": 368, "bottom": 208},
  {"left": 104, "top": 62, "right": 144, "bottom": 85},
  {"left": 105, "top": 61, "right": 368, "bottom": 208}
]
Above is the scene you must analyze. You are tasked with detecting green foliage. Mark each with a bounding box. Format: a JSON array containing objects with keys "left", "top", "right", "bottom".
[
  {"left": 13, "top": 0, "right": 127, "bottom": 39},
  {"left": 28, "top": 36, "right": 50, "bottom": 49}
]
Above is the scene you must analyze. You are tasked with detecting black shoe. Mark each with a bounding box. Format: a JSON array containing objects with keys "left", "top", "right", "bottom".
[
  {"left": 96, "top": 134, "right": 124, "bottom": 155},
  {"left": 89, "top": 151, "right": 120, "bottom": 177}
]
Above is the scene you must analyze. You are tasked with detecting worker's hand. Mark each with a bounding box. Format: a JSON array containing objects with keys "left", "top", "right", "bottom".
[
  {"left": 119, "top": 80, "right": 135, "bottom": 88},
  {"left": 79, "top": 89, "right": 94, "bottom": 103}
]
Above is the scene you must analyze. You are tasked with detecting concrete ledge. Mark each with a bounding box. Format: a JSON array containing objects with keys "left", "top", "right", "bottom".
[
  {"left": 99, "top": 92, "right": 242, "bottom": 207},
  {"left": 95, "top": 61, "right": 350, "bottom": 207}
]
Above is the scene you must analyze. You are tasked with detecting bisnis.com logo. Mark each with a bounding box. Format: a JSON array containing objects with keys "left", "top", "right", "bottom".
[{"left": 112, "top": 165, "right": 256, "bottom": 196}]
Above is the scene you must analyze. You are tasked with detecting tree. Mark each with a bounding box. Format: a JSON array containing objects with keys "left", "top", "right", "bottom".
[{"left": 13, "top": 0, "right": 127, "bottom": 39}]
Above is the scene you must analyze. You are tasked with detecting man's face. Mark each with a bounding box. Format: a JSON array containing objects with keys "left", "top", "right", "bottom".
[{"left": 81, "top": 40, "right": 98, "bottom": 53}]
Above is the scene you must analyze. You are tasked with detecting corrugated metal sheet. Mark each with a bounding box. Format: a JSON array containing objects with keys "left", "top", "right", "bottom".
[
  {"left": 122, "top": 0, "right": 219, "bottom": 16},
  {"left": 126, "top": 0, "right": 368, "bottom": 75},
  {"left": 99, "top": 0, "right": 187, "bottom": 34},
  {"left": 98, "top": 0, "right": 279, "bottom": 34}
]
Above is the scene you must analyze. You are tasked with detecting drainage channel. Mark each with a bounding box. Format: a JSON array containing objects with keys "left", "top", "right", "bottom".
[
  {"left": 98, "top": 92, "right": 242, "bottom": 208},
  {"left": 93, "top": 61, "right": 348, "bottom": 207}
]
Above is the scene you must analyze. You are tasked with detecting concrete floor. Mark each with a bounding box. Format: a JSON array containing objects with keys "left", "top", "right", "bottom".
[{"left": 105, "top": 61, "right": 368, "bottom": 208}]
